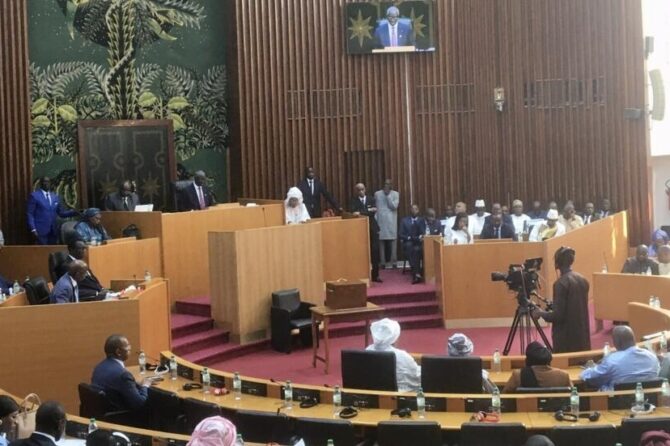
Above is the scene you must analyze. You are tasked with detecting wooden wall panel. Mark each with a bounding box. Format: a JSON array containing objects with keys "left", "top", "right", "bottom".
[
  {"left": 0, "top": 0, "right": 32, "bottom": 244},
  {"left": 232, "top": 0, "right": 650, "bottom": 245}
]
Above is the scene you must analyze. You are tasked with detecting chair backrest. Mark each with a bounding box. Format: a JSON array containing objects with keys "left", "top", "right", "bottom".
[
  {"left": 613, "top": 378, "right": 666, "bottom": 390},
  {"left": 272, "top": 289, "right": 301, "bottom": 313},
  {"left": 172, "top": 180, "right": 193, "bottom": 211},
  {"left": 341, "top": 349, "right": 397, "bottom": 391},
  {"left": 234, "top": 409, "right": 296, "bottom": 444},
  {"left": 421, "top": 355, "right": 483, "bottom": 393},
  {"left": 376, "top": 421, "right": 442, "bottom": 446},
  {"left": 147, "top": 386, "right": 186, "bottom": 434},
  {"left": 78, "top": 383, "right": 109, "bottom": 419},
  {"left": 620, "top": 417, "right": 670, "bottom": 446},
  {"left": 60, "top": 220, "right": 79, "bottom": 244},
  {"left": 182, "top": 397, "right": 221, "bottom": 433},
  {"left": 23, "top": 276, "right": 51, "bottom": 305},
  {"left": 550, "top": 425, "right": 618, "bottom": 446},
  {"left": 459, "top": 422, "right": 527, "bottom": 446},
  {"left": 48, "top": 251, "right": 70, "bottom": 283},
  {"left": 294, "top": 417, "right": 356, "bottom": 446}
]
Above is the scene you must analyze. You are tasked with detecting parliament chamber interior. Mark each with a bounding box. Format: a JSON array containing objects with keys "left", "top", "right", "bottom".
[{"left": 2, "top": 1, "right": 670, "bottom": 445}]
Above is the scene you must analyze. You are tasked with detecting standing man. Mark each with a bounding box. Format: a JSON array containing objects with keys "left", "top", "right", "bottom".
[
  {"left": 532, "top": 247, "right": 591, "bottom": 353},
  {"left": 104, "top": 180, "right": 140, "bottom": 211},
  {"left": 374, "top": 179, "right": 400, "bottom": 269},
  {"left": 296, "top": 167, "right": 340, "bottom": 218},
  {"left": 399, "top": 204, "right": 426, "bottom": 284},
  {"left": 349, "top": 183, "right": 382, "bottom": 283},
  {"left": 27, "top": 176, "right": 78, "bottom": 244},
  {"left": 179, "top": 171, "right": 216, "bottom": 211}
]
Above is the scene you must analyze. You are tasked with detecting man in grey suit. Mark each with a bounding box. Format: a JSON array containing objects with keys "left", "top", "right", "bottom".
[
  {"left": 374, "top": 179, "right": 400, "bottom": 269},
  {"left": 104, "top": 180, "right": 141, "bottom": 211}
]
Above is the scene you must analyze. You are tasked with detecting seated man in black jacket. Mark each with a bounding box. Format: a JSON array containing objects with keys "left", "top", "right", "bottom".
[
  {"left": 54, "top": 237, "right": 108, "bottom": 301},
  {"left": 399, "top": 204, "right": 427, "bottom": 284},
  {"left": 480, "top": 212, "right": 515, "bottom": 240}
]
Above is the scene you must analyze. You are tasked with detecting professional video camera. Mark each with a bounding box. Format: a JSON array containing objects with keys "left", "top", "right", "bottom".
[{"left": 491, "top": 257, "right": 543, "bottom": 296}]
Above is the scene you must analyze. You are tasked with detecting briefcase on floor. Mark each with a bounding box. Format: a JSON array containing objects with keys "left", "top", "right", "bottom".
[{"left": 325, "top": 280, "right": 367, "bottom": 309}]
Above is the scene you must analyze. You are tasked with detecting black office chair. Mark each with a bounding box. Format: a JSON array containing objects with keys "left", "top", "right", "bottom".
[
  {"left": 270, "top": 289, "right": 314, "bottom": 353},
  {"left": 459, "top": 422, "right": 527, "bottom": 446},
  {"left": 48, "top": 251, "right": 70, "bottom": 283},
  {"left": 613, "top": 378, "right": 666, "bottom": 390},
  {"left": 620, "top": 417, "right": 670, "bottom": 446},
  {"left": 23, "top": 276, "right": 51, "bottom": 305},
  {"left": 77, "top": 383, "right": 132, "bottom": 425},
  {"left": 341, "top": 349, "right": 397, "bottom": 391},
  {"left": 515, "top": 387, "right": 573, "bottom": 412},
  {"left": 234, "top": 409, "right": 296, "bottom": 444},
  {"left": 421, "top": 355, "right": 483, "bottom": 393},
  {"left": 147, "top": 386, "right": 186, "bottom": 434},
  {"left": 376, "top": 421, "right": 442, "bottom": 446},
  {"left": 550, "top": 425, "right": 617, "bottom": 446},
  {"left": 294, "top": 417, "right": 357, "bottom": 446},
  {"left": 172, "top": 180, "right": 193, "bottom": 212},
  {"left": 59, "top": 221, "right": 78, "bottom": 245},
  {"left": 182, "top": 397, "right": 221, "bottom": 433}
]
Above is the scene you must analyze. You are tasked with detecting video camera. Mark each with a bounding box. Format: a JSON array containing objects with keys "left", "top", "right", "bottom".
[{"left": 491, "top": 257, "right": 543, "bottom": 299}]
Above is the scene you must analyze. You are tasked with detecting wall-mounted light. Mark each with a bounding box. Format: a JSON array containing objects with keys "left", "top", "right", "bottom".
[{"left": 494, "top": 87, "right": 505, "bottom": 112}]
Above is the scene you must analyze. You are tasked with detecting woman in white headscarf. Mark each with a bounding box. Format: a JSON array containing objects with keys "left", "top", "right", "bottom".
[
  {"left": 447, "top": 333, "right": 496, "bottom": 393},
  {"left": 366, "top": 318, "right": 421, "bottom": 392},
  {"left": 285, "top": 187, "right": 311, "bottom": 225}
]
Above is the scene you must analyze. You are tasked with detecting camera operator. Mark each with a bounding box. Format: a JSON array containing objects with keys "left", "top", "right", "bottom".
[{"left": 531, "top": 247, "right": 591, "bottom": 353}]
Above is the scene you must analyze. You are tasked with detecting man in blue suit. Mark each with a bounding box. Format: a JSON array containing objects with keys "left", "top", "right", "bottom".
[
  {"left": 399, "top": 204, "right": 427, "bottom": 284},
  {"left": 91, "top": 334, "right": 149, "bottom": 411},
  {"left": 374, "top": 6, "right": 415, "bottom": 48},
  {"left": 49, "top": 260, "right": 89, "bottom": 304},
  {"left": 26, "top": 177, "right": 78, "bottom": 244}
]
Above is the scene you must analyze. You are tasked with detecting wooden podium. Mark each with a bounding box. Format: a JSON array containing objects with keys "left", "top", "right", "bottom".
[{"left": 593, "top": 272, "right": 670, "bottom": 323}]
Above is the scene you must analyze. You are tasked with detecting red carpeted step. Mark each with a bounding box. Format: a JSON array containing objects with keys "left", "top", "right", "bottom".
[
  {"left": 175, "top": 296, "right": 211, "bottom": 317},
  {"left": 172, "top": 328, "right": 230, "bottom": 356},
  {"left": 379, "top": 300, "right": 440, "bottom": 318},
  {"left": 171, "top": 314, "right": 214, "bottom": 338},
  {"left": 327, "top": 314, "right": 443, "bottom": 338},
  {"left": 183, "top": 339, "right": 269, "bottom": 366},
  {"left": 367, "top": 290, "right": 436, "bottom": 305}
]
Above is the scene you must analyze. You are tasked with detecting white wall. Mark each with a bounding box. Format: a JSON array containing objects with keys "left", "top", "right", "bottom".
[{"left": 651, "top": 155, "right": 670, "bottom": 230}]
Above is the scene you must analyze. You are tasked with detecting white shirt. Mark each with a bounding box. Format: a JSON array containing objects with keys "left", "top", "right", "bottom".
[
  {"left": 529, "top": 221, "right": 566, "bottom": 242},
  {"left": 387, "top": 23, "right": 399, "bottom": 46},
  {"left": 468, "top": 213, "right": 490, "bottom": 236},
  {"left": 445, "top": 229, "right": 474, "bottom": 245},
  {"left": 366, "top": 344, "right": 421, "bottom": 392},
  {"left": 68, "top": 275, "right": 79, "bottom": 303},
  {"left": 511, "top": 214, "right": 531, "bottom": 234},
  {"left": 659, "top": 263, "right": 670, "bottom": 276}
]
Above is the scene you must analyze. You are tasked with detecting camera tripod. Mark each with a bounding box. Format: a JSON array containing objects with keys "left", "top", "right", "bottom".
[{"left": 502, "top": 292, "right": 553, "bottom": 355}]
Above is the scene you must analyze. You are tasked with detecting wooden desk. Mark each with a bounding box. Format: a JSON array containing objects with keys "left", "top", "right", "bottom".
[
  {"left": 593, "top": 273, "right": 670, "bottom": 324},
  {"left": 87, "top": 238, "right": 163, "bottom": 288},
  {"left": 628, "top": 302, "right": 670, "bottom": 339},
  {"left": 0, "top": 245, "right": 64, "bottom": 282},
  {"left": 422, "top": 235, "right": 441, "bottom": 283},
  {"left": 310, "top": 303, "right": 385, "bottom": 374},
  {"left": 316, "top": 216, "right": 370, "bottom": 283}
]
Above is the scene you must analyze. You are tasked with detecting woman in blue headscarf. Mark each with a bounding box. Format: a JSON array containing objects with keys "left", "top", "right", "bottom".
[
  {"left": 649, "top": 228, "right": 669, "bottom": 257},
  {"left": 75, "top": 208, "right": 111, "bottom": 245}
]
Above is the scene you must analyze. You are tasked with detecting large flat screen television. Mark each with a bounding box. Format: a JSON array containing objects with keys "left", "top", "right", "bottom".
[{"left": 345, "top": 1, "right": 435, "bottom": 54}]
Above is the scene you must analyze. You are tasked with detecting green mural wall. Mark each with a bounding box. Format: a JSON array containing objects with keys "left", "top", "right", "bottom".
[{"left": 27, "top": 0, "right": 229, "bottom": 206}]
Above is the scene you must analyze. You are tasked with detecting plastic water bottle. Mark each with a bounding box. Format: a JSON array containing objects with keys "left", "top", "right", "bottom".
[
  {"left": 655, "top": 296, "right": 662, "bottom": 308},
  {"left": 87, "top": 418, "right": 98, "bottom": 434},
  {"left": 661, "top": 379, "right": 670, "bottom": 408},
  {"left": 333, "top": 385, "right": 342, "bottom": 414},
  {"left": 0, "top": 291, "right": 5, "bottom": 302},
  {"left": 284, "top": 380, "right": 293, "bottom": 409},
  {"left": 601, "top": 264, "right": 608, "bottom": 273},
  {"left": 635, "top": 382, "right": 644, "bottom": 409},
  {"left": 570, "top": 387, "right": 580, "bottom": 414},
  {"left": 233, "top": 372, "right": 242, "bottom": 400},
  {"left": 169, "top": 355, "right": 178, "bottom": 380},
  {"left": 234, "top": 434, "right": 244, "bottom": 446},
  {"left": 516, "top": 232, "right": 523, "bottom": 243},
  {"left": 650, "top": 295, "right": 656, "bottom": 306},
  {"left": 144, "top": 270, "right": 152, "bottom": 282},
  {"left": 661, "top": 334, "right": 668, "bottom": 354},
  {"left": 416, "top": 387, "right": 426, "bottom": 418},
  {"left": 138, "top": 350, "right": 146, "bottom": 375},
  {"left": 327, "top": 440, "right": 334, "bottom": 446},
  {"left": 12, "top": 280, "right": 20, "bottom": 295},
  {"left": 646, "top": 267, "right": 652, "bottom": 276},
  {"left": 492, "top": 349, "right": 502, "bottom": 373},
  {"left": 603, "top": 342, "right": 611, "bottom": 357},
  {"left": 491, "top": 386, "right": 501, "bottom": 414},
  {"left": 202, "top": 367, "right": 210, "bottom": 393}
]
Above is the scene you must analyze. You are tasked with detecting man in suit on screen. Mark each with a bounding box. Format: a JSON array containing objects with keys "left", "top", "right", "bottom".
[{"left": 374, "top": 6, "right": 415, "bottom": 48}]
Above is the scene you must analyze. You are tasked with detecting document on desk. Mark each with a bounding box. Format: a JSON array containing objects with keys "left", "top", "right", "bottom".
[{"left": 58, "top": 439, "right": 85, "bottom": 446}]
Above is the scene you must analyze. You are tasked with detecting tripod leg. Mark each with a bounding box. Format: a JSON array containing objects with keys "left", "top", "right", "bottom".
[
  {"left": 530, "top": 312, "right": 553, "bottom": 351},
  {"left": 503, "top": 307, "right": 523, "bottom": 356}
]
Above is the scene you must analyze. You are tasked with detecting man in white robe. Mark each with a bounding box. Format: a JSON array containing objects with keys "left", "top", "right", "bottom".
[{"left": 366, "top": 318, "right": 421, "bottom": 392}]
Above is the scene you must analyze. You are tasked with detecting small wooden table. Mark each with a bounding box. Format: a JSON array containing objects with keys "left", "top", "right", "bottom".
[{"left": 310, "top": 302, "right": 385, "bottom": 374}]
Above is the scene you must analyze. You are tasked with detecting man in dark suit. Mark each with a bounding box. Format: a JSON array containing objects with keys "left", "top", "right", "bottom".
[
  {"left": 178, "top": 171, "right": 216, "bottom": 211},
  {"left": 596, "top": 198, "right": 614, "bottom": 219},
  {"left": 54, "top": 238, "right": 108, "bottom": 301},
  {"left": 104, "top": 180, "right": 141, "bottom": 211},
  {"left": 91, "top": 334, "right": 149, "bottom": 411},
  {"left": 49, "top": 260, "right": 89, "bottom": 304},
  {"left": 480, "top": 212, "right": 516, "bottom": 240},
  {"left": 622, "top": 244, "right": 660, "bottom": 275},
  {"left": 26, "top": 177, "right": 78, "bottom": 244},
  {"left": 580, "top": 202, "right": 598, "bottom": 225},
  {"left": 483, "top": 203, "right": 513, "bottom": 226},
  {"left": 10, "top": 401, "right": 66, "bottom": 446},
  {"left": 296, "top": 167, "right": 340, "bottom": 218},
  {"left": 374, "top": 6, "right": 415, "bottom": 48},
  {"left": 349, "top": 183, "right": 382, "bottom": 282},
  {"left": 425, "top": 208, "right": 443, "bottom": 235},
  {"left": 400, "top": 204, "right": 427, "bottom": 284}
]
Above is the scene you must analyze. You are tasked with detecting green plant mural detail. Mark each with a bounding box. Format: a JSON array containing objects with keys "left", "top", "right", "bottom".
[{"left": 29, "top": 0, "right": 229, "bottom": 205}]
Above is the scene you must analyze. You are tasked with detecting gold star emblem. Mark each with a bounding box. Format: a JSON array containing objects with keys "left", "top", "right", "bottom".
[
  {"left": 140, "top": 173, "right": 160, "bottom": 200},
  {"left": 99, "top": 174, "right": 118, "bottom": 200},
  {"left": 410, "top": 8, "right": 427, "bottom": 38},
  {"left": 348, "top": 9, "right": 374, "bottom": 48}
]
